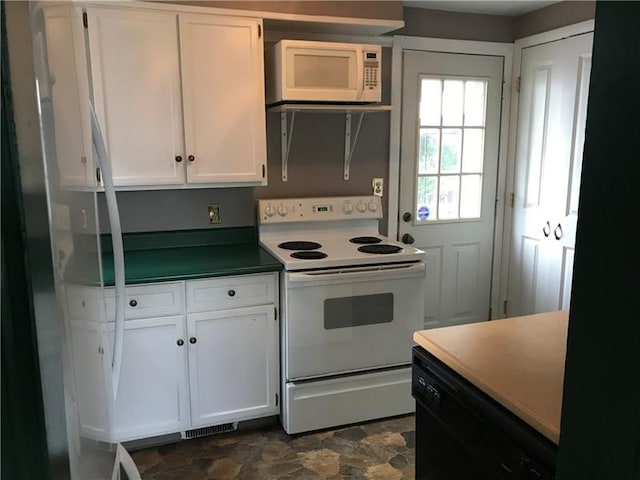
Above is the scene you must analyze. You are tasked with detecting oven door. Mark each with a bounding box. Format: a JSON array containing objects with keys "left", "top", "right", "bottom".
[{"left": 283, "top": 262, "right": 426, "bottom": 381}]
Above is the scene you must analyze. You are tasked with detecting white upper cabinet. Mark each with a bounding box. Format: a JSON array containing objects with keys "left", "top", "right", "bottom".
[
  {"left": 42, "top": 5, "right": 95, "bottom": 187},
  {"left": 87, "top": 8, "right": 185, "bottom": 186},
  {"left": 86, "top": 6, "right": 267, "bottom": 188},
  {"left": 180, "top": 15, "right": 266, "bottom": 184}
]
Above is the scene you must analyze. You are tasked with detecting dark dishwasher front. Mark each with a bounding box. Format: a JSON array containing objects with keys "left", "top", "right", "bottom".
[{"left": 412, "top": 346, "right": 557, "bottom": 480}]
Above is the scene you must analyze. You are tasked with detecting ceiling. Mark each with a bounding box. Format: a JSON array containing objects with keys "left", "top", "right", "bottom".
[{"left": 403, "top": 1, "right": 559, "bottom": 16}]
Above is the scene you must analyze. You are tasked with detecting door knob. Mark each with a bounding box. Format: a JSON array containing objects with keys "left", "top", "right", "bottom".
[
  {"left": 189, "top": 337, "right": 197, "bottom": 344},
  {"left": 188, "top": 155, "right": 195, "bottom": 162},
  {"left": 402, "top": 233, "right": 415, "bottom": 245},
  {"left": 177, "top": 339, "right": 184, "bottom": 346},
  {"left": 175, "top": 155, "right": 183, "bottom": 163},
  {"left": 554, "top": 223, "right": 563, "bottom": 240},
  {"left": 542, "top": 221, "right": 551, "bottom": 238},
  {"left": 402, "top": 212, "right": 412, "bottom": 222}
]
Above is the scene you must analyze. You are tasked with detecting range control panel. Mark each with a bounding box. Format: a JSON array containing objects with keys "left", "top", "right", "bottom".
[{"left": 259, "top": 196, "right": 383, "bottom": 223}]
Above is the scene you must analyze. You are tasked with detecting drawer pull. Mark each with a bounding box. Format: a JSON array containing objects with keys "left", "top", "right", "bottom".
[
  {"left": 189, "top": 337, "right": 197, "bottom": 344},
  {"left": 177, "top": 339, "right": 184, "bottom": 346},
  {"left": 129, "top": 299, "right": 138, "bottom": 307},
  {"left": 228, "top": 289, "right": 236, "bottom": 297}
]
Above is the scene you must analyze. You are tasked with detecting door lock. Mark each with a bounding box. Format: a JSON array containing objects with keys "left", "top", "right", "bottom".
[{"left": 402, "top": 233, "right": 415, "bottom": 245}]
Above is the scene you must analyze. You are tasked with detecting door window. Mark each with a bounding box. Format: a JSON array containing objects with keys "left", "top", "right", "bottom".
[{"left": 416, "top": 78, "right": 488, "bottom": 222}]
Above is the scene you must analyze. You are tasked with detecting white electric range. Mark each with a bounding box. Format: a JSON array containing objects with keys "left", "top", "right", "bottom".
[{"left": 258, "top": 196, "right": 426, "bottom": 434}]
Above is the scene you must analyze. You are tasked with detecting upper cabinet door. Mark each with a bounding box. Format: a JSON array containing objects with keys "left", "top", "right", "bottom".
[
  {"left": 180, "top": 15, "right": 267, "bottom": 185},
  {"left": 87, "top": 8, "right": 185, "bottom": 186},
  {"left": 42, "top": 5, "right": 95, "bottom": 188}
]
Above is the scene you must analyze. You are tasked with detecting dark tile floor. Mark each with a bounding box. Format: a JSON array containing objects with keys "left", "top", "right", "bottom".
[{"left": 131, "top": 414, "right": 416, "bottom": 480}]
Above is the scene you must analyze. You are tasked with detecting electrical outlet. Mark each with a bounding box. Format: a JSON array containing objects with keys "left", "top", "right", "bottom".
[
  {"left": 372, "top": 178, "right": 384, "bottom": 197},
  {"left": 208, "top": 204, "right": 221, "bottom": 224}
]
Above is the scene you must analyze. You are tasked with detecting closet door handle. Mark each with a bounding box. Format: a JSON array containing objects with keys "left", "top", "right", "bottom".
[
  {"left": 542, "top": 221, "right": 551, "bottom": 238},
  {"left": 175, "top": 155, "right": 183, "bottom": 163},
  {"left": 177, "top": 339, "right": 184, "bottom": 346},
  {"left": 554, "top": 223, "right": 563, "bottom": 240},
  {"left": 188, "top": 155, "right": 195, "bottom": 162},
  {"left": 189, "top": 337, "right": 197, "bottom": 344}
]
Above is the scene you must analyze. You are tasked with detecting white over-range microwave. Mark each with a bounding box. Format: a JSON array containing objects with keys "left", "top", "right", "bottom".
[{"left": 266, "top": 39, "right": 382, "bottom": 104}]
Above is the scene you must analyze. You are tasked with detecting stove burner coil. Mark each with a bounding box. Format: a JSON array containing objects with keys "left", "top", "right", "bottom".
[
  {"left": 349, "top": 236, "right": 382, "bottom": 244},
  {"left": 290, "top": 251, "right": 328, "bottom": 260},
  {"left": 357, "top": 244, "right": 403, "bottom": 255},
  {"left": 278, "top": 241, "right": 321, "bottom": 251}
]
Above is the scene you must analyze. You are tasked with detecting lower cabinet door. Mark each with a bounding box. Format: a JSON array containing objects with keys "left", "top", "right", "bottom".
[
  {"left": 187, "top": 305, "right": 279, "bottom": 427},
  {"left": 105, "top": 315, "right": 190, "bottom": 441}
]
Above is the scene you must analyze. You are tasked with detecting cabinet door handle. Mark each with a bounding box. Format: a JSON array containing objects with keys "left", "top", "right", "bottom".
[
  {"left": 554, "top": 223, "right": 563, "bottom": 240},
  {"left": 175, "top": 155, "right": 183, "bottom": 163},
  {"left": 542, "top": 221, "right": 551, "bottom": 238},
  {"left": 129, "top": 299, "right": 137, "bottom": 307},
  {"left": 177, "top": 339, "right": 184, "bottom": 346},
  {"left": 188, "top": 155, "right": 195, "bottom": 162},
  {"left": 228, "top": 289, "right": 236, "bottom": 297},
  {"left": 189, "top": 337, "right": 197, "bottom": 344}
]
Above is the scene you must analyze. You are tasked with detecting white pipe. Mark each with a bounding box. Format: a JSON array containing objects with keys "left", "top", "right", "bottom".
[{"left": 89, "top": 102, "right": 125, "bottom": 400}]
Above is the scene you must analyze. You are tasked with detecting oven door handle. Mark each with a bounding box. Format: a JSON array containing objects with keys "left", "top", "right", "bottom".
[{"left": 287, "top": 262, "right": 426, "bottom": 284}]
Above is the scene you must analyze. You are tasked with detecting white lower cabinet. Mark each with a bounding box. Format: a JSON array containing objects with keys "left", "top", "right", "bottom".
[
  {"left": 187, "top": 305, "right": 279, "bottom": 427},
  {"left": 105, "top": 316, "right": 190, "bottom": 441},
  {"left": 68, "top": 273, "right": 279, "bottom": 442}
]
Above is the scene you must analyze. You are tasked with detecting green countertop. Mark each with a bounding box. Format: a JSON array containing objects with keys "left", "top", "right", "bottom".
[{"left": 99, "top": 227, "right": 282, "bottom": 286}]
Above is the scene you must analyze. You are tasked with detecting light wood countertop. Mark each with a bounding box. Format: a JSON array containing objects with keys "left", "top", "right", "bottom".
[{"left": 413, "top": 310, "right": 568, "bottom": 444}]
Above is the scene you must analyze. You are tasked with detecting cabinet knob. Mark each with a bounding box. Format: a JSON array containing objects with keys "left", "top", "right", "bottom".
[
  {"left": 188, "top": 155, "right": 195, "bottom": 162},
  {"left": 175, "top": 155, "right": 183, "bottom": 163},
  {"left": 228, "top": 289, "right": 236, "bottom": 297},
  {"left": 129, "top": 299, "right": 137, "bottom": 307},
  {"left": 177, "top": 339, "right": 184, "bottom": 346},
  {"left": 189, "top": 337, "right": 197, "bottom": 344}
]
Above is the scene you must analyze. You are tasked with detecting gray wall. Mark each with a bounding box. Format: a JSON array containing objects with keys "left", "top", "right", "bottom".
[
  {"left": 514, "top": 1, "right": 595, "bottom": 39},
  {"left": 150, "top": 0, "right": 403, "bottom": 20},
  {"left": 397, "top": 7, "right": 514, "bottom": 42}
]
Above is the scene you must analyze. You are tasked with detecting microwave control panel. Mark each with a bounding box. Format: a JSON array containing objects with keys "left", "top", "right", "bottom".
[{"left": 363, "top": 50, "right": 380, "bottom": 90}]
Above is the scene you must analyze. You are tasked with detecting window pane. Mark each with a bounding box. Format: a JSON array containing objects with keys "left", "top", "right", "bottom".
[
  {"left": 439, "top": 176, "right": 460, "bottom": 219},
  {"left": 442, "top": 80, "right": 463, "bottom": 126},
  {"left": 464, "top": 81, "right": 486, "bottom": 126},
  {"left": 419, "top": 79, "right": 442, "bottom": 126},
  {"left": 416, "top": 176, "right": 437, "bottom": 221},
  {"left": 462, "top": 129, "right": 484, "bottom": 173},
  {"left": 441, "top": 129, "right": 462, "bottom": 173},
  {"left": 419, "top": 129, "right": 440, "bottom": 174},
  {"left": 460, "top": 175, "right": 482, "bottom": 218}
]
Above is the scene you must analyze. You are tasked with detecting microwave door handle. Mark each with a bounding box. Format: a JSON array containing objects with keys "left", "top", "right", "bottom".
[{"left": 356, "top": 46, "right": 364, "bottom": 101}]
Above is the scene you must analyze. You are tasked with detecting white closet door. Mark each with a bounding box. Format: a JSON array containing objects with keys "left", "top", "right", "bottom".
[
  {"left": 508, "top": 32, "right": 593, "bottom": 316},
  {"left": 180, "top": 15, "right": 266, "bottom": 185},
  {"left": 87, "top": 8, "right": 185, "bottom": 186}
]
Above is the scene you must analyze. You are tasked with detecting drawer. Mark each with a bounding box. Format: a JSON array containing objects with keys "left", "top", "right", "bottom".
[
  {"left": 66, "top": 285, "right": 107, "bottom": 322},
  {"left": 105, "top": 282, "right": 185, "bottom": 321},
  {"left": 186, "top": 273, "right": 277, "bottom": 313}
]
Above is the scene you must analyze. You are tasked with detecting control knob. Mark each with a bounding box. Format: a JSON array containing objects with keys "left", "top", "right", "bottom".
[
  {"left": 265, "top": 204, "right": 275, "bottom": 217},
  {"left": 368, "top": 200, "right": 379, "bottom": 212},
  {"left": 356, "top": 201, "right": 367, "bottom": 213},
  {"left": 277, "top": 204, "right": 289, "bottom": 217},
  {"left": 343, "top": 201, "right": 353, "bottom": 214}
]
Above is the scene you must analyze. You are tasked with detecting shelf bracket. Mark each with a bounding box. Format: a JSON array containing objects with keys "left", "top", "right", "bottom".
[
  {"left": 280, "top": 111, "right": 296, "bottom": 182},
  {"left": 344, "top": 112, "right": 365, "bottom": 180}
]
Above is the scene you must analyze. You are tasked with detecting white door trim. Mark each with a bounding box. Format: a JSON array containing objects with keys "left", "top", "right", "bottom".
[
  {"left": 389, "top": 35, "right": 513, "bottom": 319},
  {"left": 498, "top": 20, "right": 595, "bottom": 318}
]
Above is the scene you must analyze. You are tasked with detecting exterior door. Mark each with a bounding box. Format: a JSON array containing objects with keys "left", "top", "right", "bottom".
[
  {"left": 399, "top": 50, "right": 504, "bottom": 328},
  {"left": 507, "top": 32, "right": 593, "bottom": 316}
]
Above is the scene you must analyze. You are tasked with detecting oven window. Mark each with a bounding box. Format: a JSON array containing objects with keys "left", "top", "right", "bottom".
[{"left": 324, "top": 294, "right": 393, "bottom": 329}]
